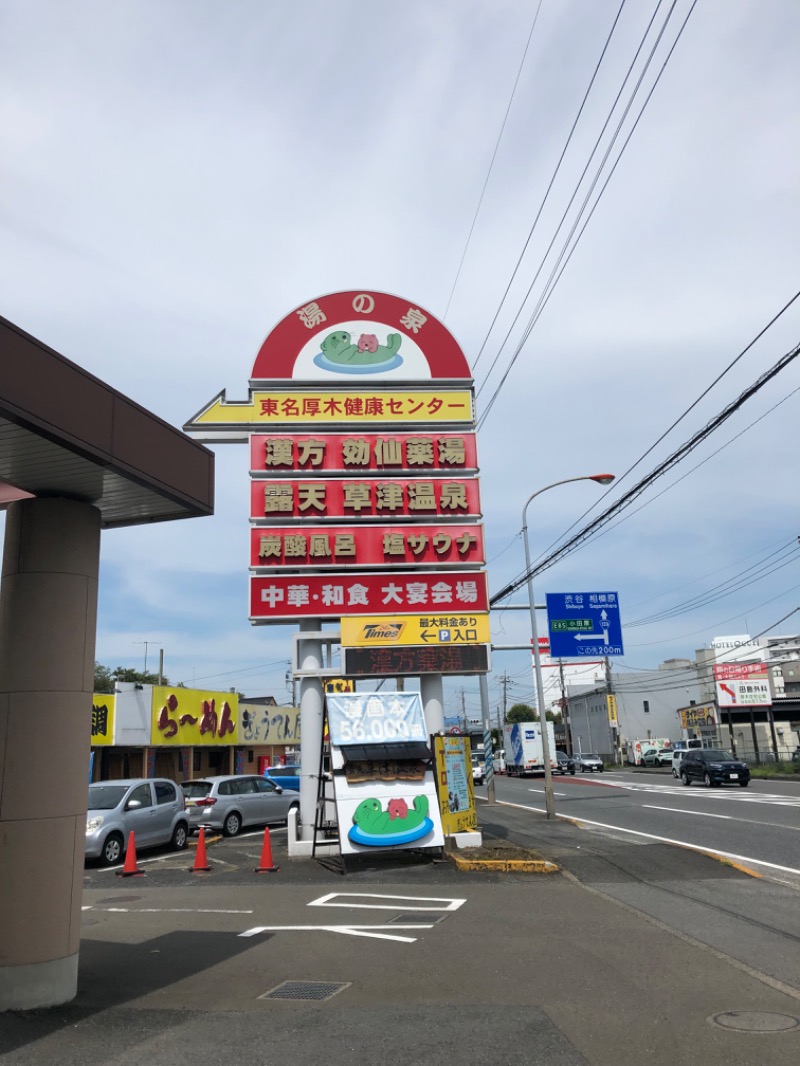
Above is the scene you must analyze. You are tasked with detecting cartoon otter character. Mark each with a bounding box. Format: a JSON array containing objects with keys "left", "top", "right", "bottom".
[{"left": 320, "top": 330, "right": 402, "bottom": 366}]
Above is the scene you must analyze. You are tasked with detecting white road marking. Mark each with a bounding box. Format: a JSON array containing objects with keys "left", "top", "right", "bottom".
[
  {"left": 529, "top": 789, "right": 567, "bottom": 796},
  {"left": 238, "top": 923, "right": 431, "bottom": 944},
  {"left": 307, "top": 892, "right": 465, "bottom": 912},
  {"left": 103, "top": 907, "right": 254, "bottom": 914},
  {"left": 492, "top": 798, "right": 800, "bottom": 877},
  {"left": 643, "top": 805, "right": 733, "bottom": 820}
]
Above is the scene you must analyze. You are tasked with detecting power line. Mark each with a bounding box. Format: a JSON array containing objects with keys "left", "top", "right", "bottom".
[
  {"left": 531, "top": 283, "right": 800, "bottom": 553},
  {"left": 490, "top": 337, "right": 800, "bottom": 604},
  {"left": 588, "top": 383, "right": 800, "bottom": 545},
  {"left": 625, "top": 534, "right": 799, "bottom": 612},
  {"left": 469, "top": 0, "right": 631, "bottom": 375},
  {"left": 626, "top": 579, "right": 800, "bottom": 649},
  {"left": 443, "top": 0, "right": 544, "bottom": 321},
  {"left": 476, "top": 0, "right": 672, "bottom": 396},
  {"left": 627, "top": 542, "right": 800, "bottom": 627}
]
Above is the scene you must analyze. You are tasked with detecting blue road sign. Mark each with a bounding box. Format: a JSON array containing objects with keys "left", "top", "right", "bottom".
[{"left": 545, "top": 592, "right": 624, "bottom": 658}]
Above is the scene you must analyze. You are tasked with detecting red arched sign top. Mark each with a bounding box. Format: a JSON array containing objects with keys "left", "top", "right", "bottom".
[{"left": 250, "top": 290, "right": 472, "bottom": 382}]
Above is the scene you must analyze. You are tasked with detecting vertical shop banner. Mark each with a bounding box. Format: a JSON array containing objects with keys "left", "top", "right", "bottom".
[
  {"left": 91, "top": 693, "right": 116, "bottom": 746},
  {"left": 434, "top": 735, "right": 476, "bottom": 834}
]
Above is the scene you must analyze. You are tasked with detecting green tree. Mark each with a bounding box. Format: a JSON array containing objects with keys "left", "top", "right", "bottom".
[
  {"left": 93, "top": 663, "right": 170, "bottom": 692},
  {"left": 507, "top": 703, "right": 536, "bottom": 723}
]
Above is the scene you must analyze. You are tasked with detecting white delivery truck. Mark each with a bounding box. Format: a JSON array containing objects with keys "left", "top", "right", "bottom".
[{"left": 503, "top": 721, "right": 557, "bottom": 777}]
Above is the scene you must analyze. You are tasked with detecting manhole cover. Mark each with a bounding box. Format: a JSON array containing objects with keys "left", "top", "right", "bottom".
[
  {"left": 709, "top": 1011, "right": 800, "bottom": 1033},
  {"left": 387, "top": 913, "right": 447, "bottom": 925},
  {"left": 96, "top": 895, "right": 143, "bottom": 904},
  {"left": 258, "top": 981, "right": 351, "bottom": 1002}
]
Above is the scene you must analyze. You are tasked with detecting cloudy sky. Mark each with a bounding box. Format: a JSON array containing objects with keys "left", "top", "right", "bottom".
[{"left": 2, "top": 0, "right": 799, "bottom": 723}]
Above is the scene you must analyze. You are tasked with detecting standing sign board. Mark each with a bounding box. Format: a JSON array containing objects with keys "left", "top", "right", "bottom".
[
  {"left": 326, "top": 692, "right": 444, "bottom": 856},
  {"left": 545, "top": 592, "right": 624, "bottom": 658},
  {"left": 433, "top": 735, "right": 476, "bottom": 834}
]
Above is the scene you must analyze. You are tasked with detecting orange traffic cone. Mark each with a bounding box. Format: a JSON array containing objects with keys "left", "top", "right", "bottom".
[
  {"left": 116, "top": 831, "right": 144, "bottom": 877},
  {"left": 255, "top": 827, "right": 279, "bottom": 873},
  {"left": 190, "top": 827, "right": 213, "bottom": 873}
]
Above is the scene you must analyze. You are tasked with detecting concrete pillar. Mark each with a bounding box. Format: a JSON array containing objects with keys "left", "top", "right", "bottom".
[
  {"left": 420, "top": 673, "right": 445, "bottom": 734},
  {"left": 297, "top": 620, "right": 324, "bottom": 843},
  {"left": 0, "top": 498, "right": 101, "bottom": 1009}
]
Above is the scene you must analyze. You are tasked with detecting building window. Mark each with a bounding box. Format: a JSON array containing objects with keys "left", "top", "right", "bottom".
[{"left": 643, "top": 700, "right": 650, "bottom": 714}]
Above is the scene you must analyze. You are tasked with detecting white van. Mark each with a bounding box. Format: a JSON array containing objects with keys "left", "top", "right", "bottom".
[{"left": 671, "top": 739, "right": 704, "bottom": 778}]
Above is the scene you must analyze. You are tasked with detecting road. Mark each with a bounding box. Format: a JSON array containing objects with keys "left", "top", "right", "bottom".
[
  {"left": 484, "top": 768, "right": 800, "bottom": 883},
  {"left": 6, "top": 785, "right": 800, "bottom": 1065}
]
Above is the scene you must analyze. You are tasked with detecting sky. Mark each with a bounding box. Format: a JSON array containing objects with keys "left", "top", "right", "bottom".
[{"left": 2, "top": 0, "right": 799, "bottom": 725}]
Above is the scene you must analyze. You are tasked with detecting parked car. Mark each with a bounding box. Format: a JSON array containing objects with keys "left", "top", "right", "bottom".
[
  {"left": 574, "top": 752, "right": 604, "bottom": 772},
  {"left": 471, "top": 752, "right": 485, "bottom": 785},
  {"left": 263, "top": 765, "right": 301, "bottom": 792},
  {"left": 85, "top": 778, "right": 189, "bottom": 866},
  {"left": 672, "top": 750, "right": 687, "bottom": 777},
  {"left": 554, "top": 751, "right": 576, "bottom": 775},
  {"left": 680, "top": 749, "right": 750, "bottom": 788},
  {"left": 641, "top": 748, "right": 672, "bottom": 768},
  {"left": 181, "top": 774, "right": 300, "bottom": 836}
]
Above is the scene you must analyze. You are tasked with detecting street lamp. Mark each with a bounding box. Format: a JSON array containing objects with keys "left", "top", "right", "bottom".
[{"left": 522, "top": 474, "right": 615, "bottom": 819}]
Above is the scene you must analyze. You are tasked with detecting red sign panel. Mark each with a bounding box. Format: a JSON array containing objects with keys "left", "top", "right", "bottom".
[
  {"left": 250, "top": 477, "right": 481, "bottom": 521},
  {"left": 713, "top": 662, "right": 767, "bottom": 680},
  {"left": 250, "top": 571, "right": 489, "bottom": 622},
  {"left": 250, "top": 432, "right": 478, "bottom": 475},
  {"left": 250, "top": 290, "right": 472, "bottom": 381},
  {"left": 250, "top": 524, "right": 484, "bottom": 569}
]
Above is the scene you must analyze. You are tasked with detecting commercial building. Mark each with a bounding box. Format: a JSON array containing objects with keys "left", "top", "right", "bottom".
[{"left": 91, "top": 684, "right": 300, "bottom": 782}]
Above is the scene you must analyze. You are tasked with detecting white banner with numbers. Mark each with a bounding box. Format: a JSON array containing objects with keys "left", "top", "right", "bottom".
[{"left": 326, "top": 692, "right": 427, "bottom": 746}]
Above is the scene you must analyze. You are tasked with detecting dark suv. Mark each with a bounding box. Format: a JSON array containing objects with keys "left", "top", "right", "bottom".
[{"left": 680, "top": 748, "right": 750, "bottom": 788}]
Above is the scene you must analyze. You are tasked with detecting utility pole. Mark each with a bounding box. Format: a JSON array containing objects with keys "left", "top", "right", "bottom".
[
  {"left": 461, "top": 688, "right": 467, "bottom": 733},
  {"left": 604, "top": 655, "right": 619, "bottom": 765},
  {"left": 495, "top": 672, "right": 511, "bottom": 724},
  {"left": 558, "top": 659, "right": 572, "bottom": 756}
]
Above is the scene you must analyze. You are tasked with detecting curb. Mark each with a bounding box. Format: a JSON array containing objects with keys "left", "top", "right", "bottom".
[{"left": 446, "top": 852, "right": 559, "bottom": 874}]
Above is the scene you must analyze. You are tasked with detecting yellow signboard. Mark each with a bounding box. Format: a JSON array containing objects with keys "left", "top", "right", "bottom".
[
  {"left": 679, "top": 704, "right": 717, "bottom": 729},
  {"left": 190, "top": 389, "right": 475, "bottom": 427},
  {"left": 91, "top": 694, "right": 115, "bottom": 746},
  {"left": 341, "top": 612, "right": 490, "bottom": 648},
  {"left": 150, "top": 687, "right": 240, "bottom": 746},
  {"left": 607, "top": 694, "right": 618, "bottom": 726},
  {"left": 434, "top": 735, "right": 477, "bottom": 834},
  {"left": 324, "top": 679, "right": 354, "bottom": 694}
]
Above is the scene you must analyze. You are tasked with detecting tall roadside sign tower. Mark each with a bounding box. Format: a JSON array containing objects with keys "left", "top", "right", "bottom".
[{"left": 185, "top": 290, "right": 488, "bottom": 851}]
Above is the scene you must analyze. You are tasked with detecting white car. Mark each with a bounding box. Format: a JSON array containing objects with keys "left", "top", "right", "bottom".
[{"left": 471, "top": 753, "right": 485, "bottom": 785}]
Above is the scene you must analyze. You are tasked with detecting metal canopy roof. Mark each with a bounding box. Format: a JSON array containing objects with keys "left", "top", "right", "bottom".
[{"left": 0, "top": 317, "right": 214, "bottom": 528}]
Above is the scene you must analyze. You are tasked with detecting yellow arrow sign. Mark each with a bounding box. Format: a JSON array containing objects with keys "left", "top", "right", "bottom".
[
  {"left": 184, "top": 389, "right": 475, "bottom": 437},
  {"left": 341, "top": 613, "right": 490, "bottom": 648}
]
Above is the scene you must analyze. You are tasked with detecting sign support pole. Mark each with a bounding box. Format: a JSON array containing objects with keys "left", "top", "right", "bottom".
[
  {"left": 297, "top": 619, "right": 324, "bottom": 847},
  {"left": 420, "top": 673, "right": 445, "bottom": 734},
  {"left": 479, "top": 672, "right": 496, "bottom": 804}
]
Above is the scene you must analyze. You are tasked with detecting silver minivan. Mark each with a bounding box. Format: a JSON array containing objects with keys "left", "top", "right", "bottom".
[{"left": 85, "top": 779, "right": 189, "bottom": 865}]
